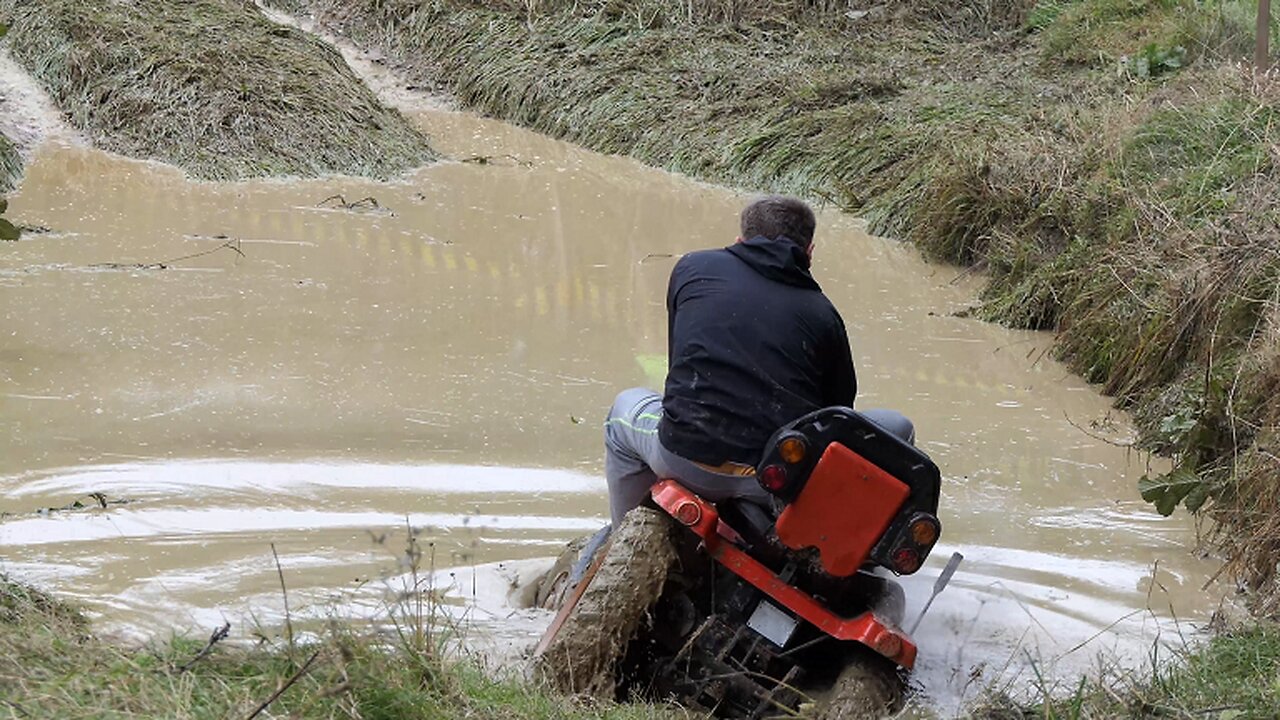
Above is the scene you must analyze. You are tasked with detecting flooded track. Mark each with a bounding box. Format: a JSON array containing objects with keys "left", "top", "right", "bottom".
[{"left": 0, "top": 97, "right": 1227, "bottom": 711}]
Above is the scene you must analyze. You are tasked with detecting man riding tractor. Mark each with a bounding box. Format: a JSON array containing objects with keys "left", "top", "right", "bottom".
[
  {"left": 604, "top": 194, "right": 913, "bottom": 525},
  {"left": 530, "top": 196, "right": 931, "bottom": 720}
]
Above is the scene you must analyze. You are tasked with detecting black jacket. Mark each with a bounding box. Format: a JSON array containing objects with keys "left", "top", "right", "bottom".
[{"left": 658, "top": 236, "right": 857, "bottom": 465}]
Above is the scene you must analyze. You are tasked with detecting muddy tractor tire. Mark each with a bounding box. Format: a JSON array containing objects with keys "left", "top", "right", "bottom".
[
  {"left": 522, "top": 533, "right": 591, "bottom": 610},
  {"left": 532, "top": 506, "right": 678, "bottom": 698},
  {"left": 810, "top": 649, "right": 906, "bottom": 720}
]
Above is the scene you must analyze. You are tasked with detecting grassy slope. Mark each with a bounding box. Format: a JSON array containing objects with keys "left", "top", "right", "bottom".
[
  {"left": 0, "top": 132, "right": 20, "bottom": 192},
  {"left": 0, "top": 575, "right": 669, "bottom": 719},
  {"left": 282, "top": 0, "right": 1280, "bottom": 607},
  {"left": 0, "top": 0, "right": 435, "bottom": 180}
]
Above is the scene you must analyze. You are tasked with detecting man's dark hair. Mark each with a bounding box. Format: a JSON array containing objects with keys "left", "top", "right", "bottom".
[{"left": 740, "top": 195, "right": 816, "bottom": 248}]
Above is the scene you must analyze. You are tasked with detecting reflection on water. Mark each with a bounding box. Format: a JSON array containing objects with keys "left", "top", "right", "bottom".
[{"left": 0, "top": 107, "right": 1226, "bottom": 713}]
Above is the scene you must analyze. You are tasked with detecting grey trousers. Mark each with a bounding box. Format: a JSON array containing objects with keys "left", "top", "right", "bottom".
[{"left": 603, "top": 388, "right": 915, "bottom": 526}]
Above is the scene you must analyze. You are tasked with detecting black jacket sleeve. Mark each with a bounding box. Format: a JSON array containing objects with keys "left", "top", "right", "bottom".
[{"left": 823, "top": 312, "right": 857, "bottom": 409}]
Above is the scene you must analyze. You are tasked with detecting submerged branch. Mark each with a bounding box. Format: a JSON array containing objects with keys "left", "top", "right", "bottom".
[{"left": 89, "top": 239, "right": 245, "bottom": 270}]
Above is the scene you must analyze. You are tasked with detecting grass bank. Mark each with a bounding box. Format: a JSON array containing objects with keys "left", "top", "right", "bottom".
[
  {"left": 0, "top": 131, "right": 20, "bottom": 192},
  {"left": 7, "top": 568, "right": 1280, "bottom": 719},
  {"left": 0, "top": 574, "right": 669, "bottom": 719},
  {"left": 974, "top": 623, "right": 1280, "bottom": 718},
  {"left": 280, "top": 0, "right": 1280, "bottom": 608},
  {"left": 0, "top": 0, "right": 435, "bottom": 180}
]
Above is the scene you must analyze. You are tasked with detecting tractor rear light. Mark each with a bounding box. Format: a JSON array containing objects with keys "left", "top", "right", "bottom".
[
  {"left": 778, "top": 435, "right": 807, "bottom": 464},
  {"left": 892, "top": 547, "right": 920, "bottom": 575},
  {"left": 759, "top": 464, "right": 789, "bottom": 493},
  {"left": 673, "top": 500, "right": 702, "bottom": 526},
  {"left": 910, "top": 517, "right": 939, "bottom": 546}
]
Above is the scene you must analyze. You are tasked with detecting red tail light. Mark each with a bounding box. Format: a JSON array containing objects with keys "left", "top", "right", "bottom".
[
  {"left": 892, "top": 547, "right": 920, "bottom": 574},
  {"left": 759, "top": 464, "right": 789, "bottom": 493}
]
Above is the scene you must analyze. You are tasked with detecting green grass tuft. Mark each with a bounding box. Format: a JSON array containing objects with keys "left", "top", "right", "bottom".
[{"left": 1118, "top": 97, "right": 1276, "bottom": 218}]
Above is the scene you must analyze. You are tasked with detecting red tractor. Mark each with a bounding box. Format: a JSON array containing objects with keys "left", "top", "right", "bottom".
[{"left": 534, "top": 407, "right": 946, "bottom": 719}]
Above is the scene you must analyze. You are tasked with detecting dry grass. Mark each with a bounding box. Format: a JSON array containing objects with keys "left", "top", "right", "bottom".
[
  {"left": 1, "top": 0, "right": 435, "bottom": 180},
  {"left": 420, "top": 0, "right": 1036, "bottom": 32},
  {"left": 0, "top": 131, "right": 20, "bottom": 191}
]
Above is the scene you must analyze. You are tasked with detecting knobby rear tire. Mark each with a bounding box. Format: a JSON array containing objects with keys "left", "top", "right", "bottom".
[
  {"left": 525, "top": 533, "right": 589, "bottom": 610},
  {"left": 811, "top": 649, "right": 906, "bottom": 720},
  {"left": 532, "top": 506, "right": 678, "bottom": 698}
]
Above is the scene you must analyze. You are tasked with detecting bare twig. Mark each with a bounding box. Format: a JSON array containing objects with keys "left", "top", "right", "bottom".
[
  {"left": 1107, "top": 265, "right": 1156, "bottom": 312},
  {"left": 1194, "top": 705, "right": 1246, "bottom": 716},
  {"left": 90, "top": 239, "right": 245, "bottom": 270},
  {"left": 37, "top": 493, "right": 131, "bottom": 515},
  {"left": 271, "top": 543, "right": 296, "bottom": 662},
  {"left": 948, "top": 262, "right": 985, "bottom": 286},
  {"left": 639, "top": 252, "right": 679, "bottom": 263},
  {"left": 176, "top": 622, "right": 231, "bottom": 673},
  {"left": 1058, "top": 609, "right": 1145, "bottom": 658},
  {"left": 1063, "top": 411, "right": 1136, "bottom": 448},
  {"left": 318, "top": 194, "right": 382, "bottom": 210},
  {"left": 244, "top": 649, "right": 321, "bottom": 720},
  {"left": 456, "top": 153, "right": 531, "bottom": 167}
]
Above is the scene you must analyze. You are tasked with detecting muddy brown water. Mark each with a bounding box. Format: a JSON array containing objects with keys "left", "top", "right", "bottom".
[{"left": 0, "top": 86, "right": 1227, "bottom": 712}]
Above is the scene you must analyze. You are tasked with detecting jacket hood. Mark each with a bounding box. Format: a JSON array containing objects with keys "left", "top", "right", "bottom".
[{"left": 725, "top": 235, "right": 820, "bottom": 291}]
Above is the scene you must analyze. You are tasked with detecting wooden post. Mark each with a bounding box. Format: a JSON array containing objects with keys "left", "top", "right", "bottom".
[{"left": 1258, "top": 0, "right": 1272, "bottom": 71}]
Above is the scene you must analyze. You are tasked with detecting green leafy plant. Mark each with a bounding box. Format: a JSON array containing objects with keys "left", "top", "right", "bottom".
[
  {"left": 1128, "top": 41, "right": 1188, "bottom": 77},
  {"left": 0, "top": 197, "right": 20, "bottom": 241},
  {"left": 1139, "top": 465, "right": 1210, "bottom": 515}
]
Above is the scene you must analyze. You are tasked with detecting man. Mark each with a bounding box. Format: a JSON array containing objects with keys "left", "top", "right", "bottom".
[{"left": 604, "top": 195, "right": 912, "bottom": 525}]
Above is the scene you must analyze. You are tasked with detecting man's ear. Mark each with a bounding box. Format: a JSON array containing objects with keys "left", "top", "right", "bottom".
[
  {"left": 806, "top": 242, "right": 816, "bottom": 259},
  {"left": 735, "top": 235, "right": 744, "bottom": 244}
]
